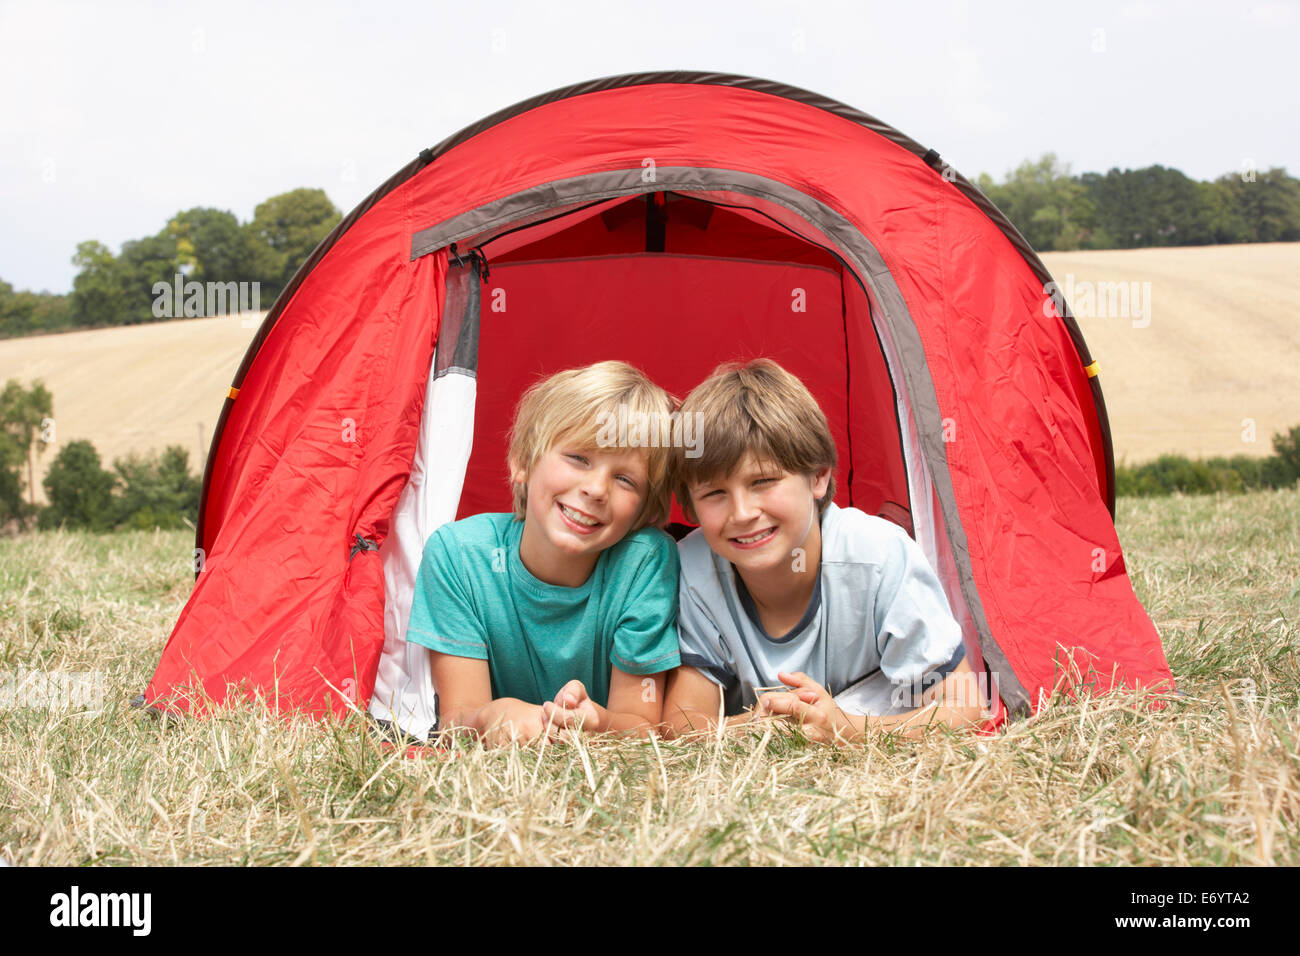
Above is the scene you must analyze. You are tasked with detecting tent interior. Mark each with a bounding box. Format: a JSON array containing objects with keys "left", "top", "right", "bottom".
[
  {"left": 449, "top": 190, "right": 911, "bottom": 531},
  {"left": 372, "top": 187, "right": 994, "bottom": 737}
]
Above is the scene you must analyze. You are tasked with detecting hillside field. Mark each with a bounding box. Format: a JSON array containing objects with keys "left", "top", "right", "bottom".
[{"left": 1, "top": 243, "right": 1297, "bottom": 502}]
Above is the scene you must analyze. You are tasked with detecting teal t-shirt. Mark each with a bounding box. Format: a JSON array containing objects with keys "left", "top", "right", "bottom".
[{"left": 405, "top": 513, "right": 681, "bottom": 708}]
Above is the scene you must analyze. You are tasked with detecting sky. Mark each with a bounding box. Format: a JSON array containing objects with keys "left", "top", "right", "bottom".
[{"left": 2, "top": 0, "right": 1297, "bottom": 294}]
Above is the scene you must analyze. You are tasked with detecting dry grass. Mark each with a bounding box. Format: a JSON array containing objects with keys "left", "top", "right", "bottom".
[
  {"left": 1, "top": 488, "right": 1297, "bottom": 866},
  {"left": 1041, "top": 242, "right": 1300, "bottom": 462}
]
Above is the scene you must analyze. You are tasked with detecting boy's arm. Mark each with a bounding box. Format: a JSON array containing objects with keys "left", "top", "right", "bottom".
[
  {"left": 756, "top": 516, "right": 980, "bottom": 745},
  {"left": 758, "top": 657, "right": 984, "bottom": 744},
  {"left": 661, "top": 666, "right": 756, "bottom": 738},
  {"left": 545, "top": 528, "right": 681, "bottom": 737},
  {"left": 413, "top": 529, "right": 552, "bottom": 745},
  {"left": 430, "top": 651, "right": 550, "bottom": 746},
  {"left": 871, "top": 655, "right": 984, "bottom": 736},
  {"left": 604, "top": 667, "right": 665, "bottom": 734}
]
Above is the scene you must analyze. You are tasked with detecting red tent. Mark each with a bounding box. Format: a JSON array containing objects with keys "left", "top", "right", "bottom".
[{"left": 143, "top": 72, "right": 1172, "bottom": 734}]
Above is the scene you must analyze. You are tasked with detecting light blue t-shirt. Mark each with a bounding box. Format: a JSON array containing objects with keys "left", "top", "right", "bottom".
[
  {"left": 406, "top": 513, "right": 681, "bottom": 709},
  {"left": 676, "top": 503, "right": 965, "bottom": 715}
]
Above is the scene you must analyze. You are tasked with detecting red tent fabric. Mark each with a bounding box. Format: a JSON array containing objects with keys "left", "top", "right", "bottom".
[{"left": 144, "top": 72, "right": 1172, "bottom": 725}]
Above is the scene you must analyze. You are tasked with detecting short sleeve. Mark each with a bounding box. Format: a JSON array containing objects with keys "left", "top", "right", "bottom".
[
  {"left": 873, "top": 529, "right": 965, "bottom": 705},
  {"left": 676, "top": 578, "right": 734, "bottom": 690},
  {"left": 405, "top": 528, "right": 490, "bottom": 660},
  {"left": 609, "top": 530, "right": 682, "bottom": 676}
]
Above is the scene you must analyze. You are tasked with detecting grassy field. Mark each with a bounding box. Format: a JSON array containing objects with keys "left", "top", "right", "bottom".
[
  {"left": 2, "top": 244, "right": 1298, "bottom": 504},
  {"left": 1, "top": 487, "right": 1297, "bottom": 866}
]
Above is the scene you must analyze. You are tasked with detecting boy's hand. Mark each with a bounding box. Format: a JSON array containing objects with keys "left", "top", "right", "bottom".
[
  {"left": 541, "top": 679, "right": 603, "bottom": 734},
  {"left": 757, "top": 671, "right": 860, "bottom": 744},
  {"left": 480, "top": 699, "right": 555, "bottom": 747}
]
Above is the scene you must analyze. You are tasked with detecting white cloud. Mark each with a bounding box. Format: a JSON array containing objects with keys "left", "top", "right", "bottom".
[{"left": 1248, "top": 2, "right": 1297, "bottom": 25}]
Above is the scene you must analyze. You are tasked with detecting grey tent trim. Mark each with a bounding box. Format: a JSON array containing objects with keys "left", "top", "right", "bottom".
[{"left": 406, "top": 164, "right": 1029, "bottom": 714}]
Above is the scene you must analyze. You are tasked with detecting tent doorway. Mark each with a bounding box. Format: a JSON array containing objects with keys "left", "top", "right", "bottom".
[
  {"left": 450, "top": 190, "right": 911, "bottom": 528},
  {"left": 372, "top": 186, "right": 975, "bottom": 739}
]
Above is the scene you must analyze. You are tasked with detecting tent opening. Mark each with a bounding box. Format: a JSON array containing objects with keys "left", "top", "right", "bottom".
[
  {"left": 370, "top": 187, "right": 959, "bottom": 738},
  {"left": 451, "top": 190, "right": 913, "bottom": 530}
]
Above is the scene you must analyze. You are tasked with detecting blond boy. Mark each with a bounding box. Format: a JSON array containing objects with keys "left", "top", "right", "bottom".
[
  {"left": 664, "top": 359, "right": 983, "bottom": 744},
  {"left": 406, "top": 362, "right": 681, "bottom": 746}
]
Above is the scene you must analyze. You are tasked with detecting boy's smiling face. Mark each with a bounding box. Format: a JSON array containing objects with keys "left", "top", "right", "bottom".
[
  {"left": 511, "top": 442, "right": 650, "bottom": 587},
  {"left": 689, "top": 452, "right": 831, "bottom": 575}
]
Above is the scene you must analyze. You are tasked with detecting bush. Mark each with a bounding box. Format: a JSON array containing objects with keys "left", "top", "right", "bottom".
[
  {"left": 1261, "top": 455, "right": 1296, "bottom": 490},
  {"left": 40, "top": 440, "right": 117, "bottom": 531},
  {"left": 112, "top": 446, "right": 201, "bottom": 530},
  {"left": 1115, "top": 426, "right": 1300, "bottom": 498},
  {"left": 1272, "top": 425, "right": 1300, "bottom": 482},
  {"left": 1128, "top": 455, "right": 1219, "bottom": 496},
  {"left": 38, "top": 441, "right": 202, "bottom": 531}
]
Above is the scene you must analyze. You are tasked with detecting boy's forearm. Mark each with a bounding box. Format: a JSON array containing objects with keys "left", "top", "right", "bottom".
[
  {"left": 838, "top": 665, "right": 985, "bottom": 743},
  {"left": 763, "top": 697, "right": 978, "bottom": 746},
  {"left": 664, "top": 706, "right": 755, "bottom": 738},
  {"left": 757, "top": 706, "right": 952, "bottom": 747},
  {"left": 592, "top": 704, "right": 661, "bottom": 737},
  {"left": 444, "top": 697, "right": 535, "bottom": 737},
  {"left": 667, "top": 701, "right": 974, "bottom": 743},
  {"left": 577, "top": 694, "right": 667, "bottom": 737},
  {"left": 859, "top": 699, "right": 980, "bottom": 740}
]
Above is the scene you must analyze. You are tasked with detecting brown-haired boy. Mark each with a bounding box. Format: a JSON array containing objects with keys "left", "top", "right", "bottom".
[{"left": 663, "top": 359, "right": 983, "bottom": 743}]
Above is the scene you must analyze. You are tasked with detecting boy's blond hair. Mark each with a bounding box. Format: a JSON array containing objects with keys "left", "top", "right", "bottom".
[
  {"left": 672, "top": 358, "right": 838, "bottom": 520},
  {"left": 507, "top": 361, "right": 676, "bottom": 531}
]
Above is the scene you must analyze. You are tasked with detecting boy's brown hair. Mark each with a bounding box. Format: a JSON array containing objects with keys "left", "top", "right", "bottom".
[
  {"left": 507, "top": 360, "right": 677, "bottom": 532},
  {"left": 672, "top": 358, "right": 838, "bottom": 521}
]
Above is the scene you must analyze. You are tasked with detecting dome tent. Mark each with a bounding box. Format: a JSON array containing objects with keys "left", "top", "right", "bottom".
[{"left": 143, "top": 71, "right": 1172, "bottom": 736}]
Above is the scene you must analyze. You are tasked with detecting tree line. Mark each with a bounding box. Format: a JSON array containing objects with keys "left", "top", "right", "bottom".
[
  {"left": 1115, "top": 427, "right": 1300, "bottom": 497},
  {"left": 1, "top": 188, "right": 340, "bottom": 339},
  {"left": 976, "top": 155, "right": 1300, "bottom": 252},
  {"left": 4, "top": 157, "right": 1300, "bottom": 339}
]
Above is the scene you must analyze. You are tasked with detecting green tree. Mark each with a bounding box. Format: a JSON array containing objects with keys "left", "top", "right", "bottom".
[
  {"left": 1208, "top": 167, "right": 1300, "bottom": 244},
  {"left": 166, "top": 208, "right": 251, "bottom": 284},
  {"left": 977, "top": 154, "right": 1096, "bottom": 251},
  {"left": 69, "top": 240, "right": 132, "bottom": 327},
  {"left": 112, "top": 445, "right": 201, "bottom": 529},
  {"left": 117, "top": 234, "right": 181, "bottom": 324},
  {"left": 0, "top": 379, "right": 54, "bottom": 518},
  {"left": 40, "top": 440, "right": 117, "bottom": 531},
  {"left": 1081, "top": 166, "right": 1213, "bottom": 248},
  {"left": 0, "top": 279, "right": 73, "bottom": 338},
  {"left": 69, "top": 234, "right": 180, "bottom": 329},
  {"left": 1201, "top": 179, "right": 1252, "bottom": 244},
  {"left": 0, "top": 417, "right": 25, "bottom": 524},
  {"left": 0, "top": 442, "right": 21, "bottom": 522},
  {"left": 245, "top": 188, "right": 341, "bottom": 301}
]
